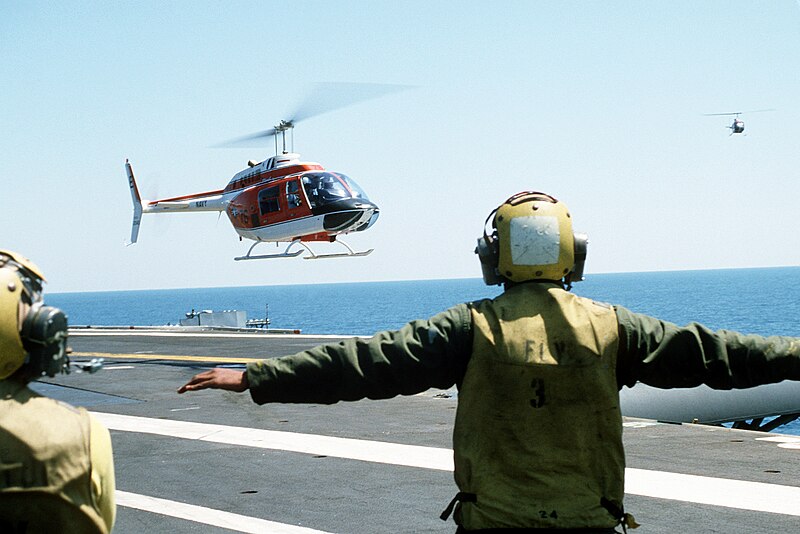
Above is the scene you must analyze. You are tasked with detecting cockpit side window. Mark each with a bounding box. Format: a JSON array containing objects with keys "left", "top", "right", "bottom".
[
  {"left": 258, "top": 186, "right": 281, "bottom": 215},
  {"left": 302, "top": 175, "right": 320, "bottom": 208}
]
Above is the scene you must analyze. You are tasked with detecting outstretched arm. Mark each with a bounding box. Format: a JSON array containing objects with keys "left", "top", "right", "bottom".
[
  {"left": 615, "top": 305, "right": 800, "bottom": 390},
  {"left": 248, "top": 304, "right": 472, "bottom": 404},
  {"left": 225, "top": 304, "right": 472, "bottom": 405}
]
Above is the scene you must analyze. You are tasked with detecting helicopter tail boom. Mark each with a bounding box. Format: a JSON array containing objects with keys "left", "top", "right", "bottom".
[
  {"left": 125, "top": 160, "right": 229, "bottom": 245},
  {"left": 143, "top": 193, "right": 227, "bottom": 213}
]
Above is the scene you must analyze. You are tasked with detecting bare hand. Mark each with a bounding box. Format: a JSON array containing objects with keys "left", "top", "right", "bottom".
[{"left": 177, "top": 368, "right": 249, "bottom": 394}]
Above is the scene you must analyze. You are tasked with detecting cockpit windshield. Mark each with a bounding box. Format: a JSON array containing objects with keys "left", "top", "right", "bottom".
[{"left": 301, "top": 172, "right": 370, "bottom": 208}]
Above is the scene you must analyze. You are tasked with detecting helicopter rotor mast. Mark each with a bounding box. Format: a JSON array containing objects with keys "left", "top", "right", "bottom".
[{"left": 273, "top": 119, "right": 295, "bottom": 154}]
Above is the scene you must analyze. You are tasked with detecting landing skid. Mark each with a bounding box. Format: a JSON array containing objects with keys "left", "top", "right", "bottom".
[
  {"left": 302, "top": 239, "right": 373, "bottom": 260},
  {"left": 234, "top": 239, "right": 373, "bottom": 261}
]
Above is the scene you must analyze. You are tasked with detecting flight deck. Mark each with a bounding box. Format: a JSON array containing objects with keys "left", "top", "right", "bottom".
[{"left": 33, "top": 328, "right": 800, "bottom": 533}]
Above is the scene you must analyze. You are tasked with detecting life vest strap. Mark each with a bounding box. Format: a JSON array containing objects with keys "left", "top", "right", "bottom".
[
  {"left": 600, "top": 497, "right": 639, "bottom": 532},
  {"left": 440, "top": 491, "right": 477, "bottom": 521}
]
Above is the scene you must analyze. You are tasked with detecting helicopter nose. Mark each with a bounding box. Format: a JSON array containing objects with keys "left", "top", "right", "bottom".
[
  {"left": 356, "top": 209, "right": 380, "bottom": 232},
  {"left": 321, "top": 201, "right": 379, "bottom": 232}
]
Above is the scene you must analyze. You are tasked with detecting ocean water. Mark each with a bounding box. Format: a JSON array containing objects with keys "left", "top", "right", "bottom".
[
  {"left": 50, "top": 267, "right": 800, "bottom": 337},
  {"left": 50, "top": 278, "right": 502, "bottom": 334},
  {"left": 49, "top": 266, "right": 800, "bottom": 434}
]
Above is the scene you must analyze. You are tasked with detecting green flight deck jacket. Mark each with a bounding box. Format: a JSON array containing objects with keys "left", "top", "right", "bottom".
[
  {"left": 244, "top": 282, "right": 800, "bottom": 530},
  {"left": 246, "top": 283, "right": 800, "bottom": 404}
]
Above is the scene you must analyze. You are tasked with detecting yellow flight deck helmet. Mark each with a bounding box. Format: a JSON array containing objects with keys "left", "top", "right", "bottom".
[
  {"left": 0, "top": 250, "right": 69, "bottom": 380},
  {"left": 475, "top": 192, "right": 588, "bottom": 287}
]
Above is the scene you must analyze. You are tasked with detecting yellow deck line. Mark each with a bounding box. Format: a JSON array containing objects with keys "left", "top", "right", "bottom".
[{"left": 71, "top": 352, "right": 253, "bottom": 364}]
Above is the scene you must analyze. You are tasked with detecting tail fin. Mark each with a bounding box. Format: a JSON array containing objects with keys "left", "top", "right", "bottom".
[{"left": 125, "top": 159, "right": 144, "bottom": 245}]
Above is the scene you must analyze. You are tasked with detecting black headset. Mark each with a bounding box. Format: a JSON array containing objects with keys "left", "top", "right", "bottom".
[
  {"left": 20, "top": 302, "right": 69, "bottom": 377},
  {"left": 475, "top": 208, "right": 504, "bottom": 286}
]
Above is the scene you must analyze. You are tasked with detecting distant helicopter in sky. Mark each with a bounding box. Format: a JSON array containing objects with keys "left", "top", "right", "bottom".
[
  {"left": 126, "top": 83, "right": 407, "bottom": 261},
  {"left": 704, "top": 109, "right": 775, "bottom": 135}
]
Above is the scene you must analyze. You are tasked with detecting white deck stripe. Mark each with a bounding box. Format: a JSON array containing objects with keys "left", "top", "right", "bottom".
[
  {"left": 757, "top": 435, "right": 800, "bottom": 450},
  {"left": 93, "top": 412, "right": 453, "bottom": 471},
  {"left": 625, "top": 469, "right": 800, "bottom": 516},
  {"left": 95, "top": 413, "right": 800, "bottom": 518},
  {"left": 116, "top": 490, "right": 332, "bottom": 534}
]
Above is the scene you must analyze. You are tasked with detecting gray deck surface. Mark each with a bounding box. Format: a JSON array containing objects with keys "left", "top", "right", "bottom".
[{"left": 30, "top": 328, "right": 800, "bottom": 533}]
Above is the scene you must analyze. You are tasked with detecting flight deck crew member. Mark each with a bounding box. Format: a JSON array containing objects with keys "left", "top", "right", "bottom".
[
  {"left": 0, "top": 250, "right": 116, "bottom": 534},
  {"left": 178, "top": 191, "right": 800, "bottom": 532}
]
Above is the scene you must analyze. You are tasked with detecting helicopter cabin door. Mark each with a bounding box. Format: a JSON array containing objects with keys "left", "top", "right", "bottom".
[
  {"left": 257, "top": 178, "right": 308, "bottom": 227},
  {"left": 257, "top": 185, "right": 282, "bottom": 227}
]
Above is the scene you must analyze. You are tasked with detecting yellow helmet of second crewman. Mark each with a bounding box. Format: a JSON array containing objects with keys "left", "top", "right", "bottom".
[{"left": 0, "top": 250, "right": 68, "bottom": 380}]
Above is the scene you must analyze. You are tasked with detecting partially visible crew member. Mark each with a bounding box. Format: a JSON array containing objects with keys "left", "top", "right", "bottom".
[
  {"left": 179, "top": 192, "right": 800, "bottom": 532},
  {"left": 0, "top": 250, "right": 115, "bottom": 534}
]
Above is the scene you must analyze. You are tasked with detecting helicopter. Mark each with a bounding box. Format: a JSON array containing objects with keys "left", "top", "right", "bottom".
[
  {"left": 126, "top": 84, "right": 405, "bottom": 260},
  {"left": 703, "top": 109, "right": 775, "bottom": 135}
]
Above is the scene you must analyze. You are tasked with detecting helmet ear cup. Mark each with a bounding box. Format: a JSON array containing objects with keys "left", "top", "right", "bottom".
[
  {"left": 569, "top": 233, "right": 588, "bottom": 284},
  {"left": 20, "top": 303, "right": 69, "bottom": 378},
  {"left": 475, "top": 206, "right": 504, "bottom": 286},
  {"left": 475, "top": 231, "right": 503, "bottom": 286}
]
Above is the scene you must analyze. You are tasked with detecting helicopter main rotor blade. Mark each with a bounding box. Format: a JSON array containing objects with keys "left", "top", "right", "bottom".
[
  {"left": 287, "top": 82, "right": 412, "bottom": 124},
  {"left": 215, "top": 82, "right": 412, "bottom": 148},
  {"left": 703, "top": 108, "right": 776, "bottom": 117},
  {"left": 213, "top": 128, "right": 279, "bottom": 148},
  {"left": 740, "top": 108, "right": 776, "bottom": 114}
]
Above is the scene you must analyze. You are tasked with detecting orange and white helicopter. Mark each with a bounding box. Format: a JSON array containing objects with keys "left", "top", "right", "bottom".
[{"left": 126, "top": 84, "right": 403, "bottom": 260}]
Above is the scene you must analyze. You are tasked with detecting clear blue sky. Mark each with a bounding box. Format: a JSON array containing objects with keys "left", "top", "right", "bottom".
[{"left": 2, "top": 1, "right": 799, "bottom": 293}]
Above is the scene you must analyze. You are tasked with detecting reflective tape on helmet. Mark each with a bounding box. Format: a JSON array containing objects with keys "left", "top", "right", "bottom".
[{"left": 510, "top": 215, "right": 561, "bottom": 266}]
